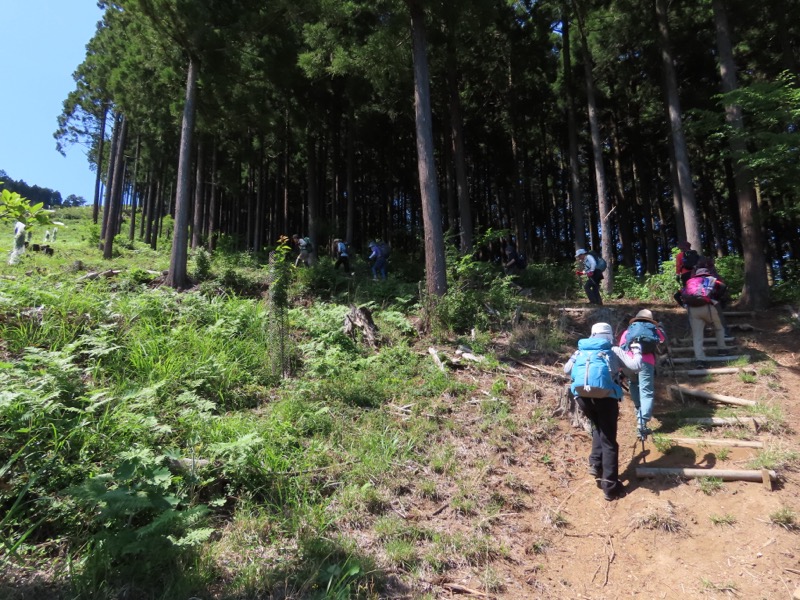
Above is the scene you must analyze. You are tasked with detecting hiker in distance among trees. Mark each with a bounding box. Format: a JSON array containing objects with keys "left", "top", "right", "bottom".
[
  {"left": 574, "top": 249, "right": 605, "bottom": 305},
  {"left": 503, "top": 241, "right": 527, "bottom": 275},
  {"left": 681, "top": 267, "right": 730, "bottom": 368},
  {"left": 618, "top": 309, "right": 666, "bottom": 440},
  {"left": 292, "top": 234, "right": 312, "bottom": 267},
  {"left": 564, "top": 322, "right": 643, "bottom": 501},
  {"left": 333, "top": 238, "right": 351, "bottom": 273},
  {"left": 368, "top": 240, "right": 388, "bottom": 280},
  {"left": 673, "top": 241, "right": 700, "bottom": 307}
]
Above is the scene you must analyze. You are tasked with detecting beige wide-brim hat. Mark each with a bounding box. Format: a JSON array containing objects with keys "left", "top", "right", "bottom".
[{"left": 630, "top": 309, "right": 659, "bottom": 325}]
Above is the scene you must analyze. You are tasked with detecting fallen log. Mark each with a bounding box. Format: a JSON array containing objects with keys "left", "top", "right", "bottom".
[
  {"left": 665, "top": 354, "right": 749, "bottom": 365},
  {"left": 428, "top": 347, "right": 446, "bottom": 372},
  {"left": 668, "top": 385, "right": 757, "bottom": 406},
  {"left": 507, "top": 357, "right": 569, "bottom": 382},
  {"left": 78, "top": 269, "right": 121, "bottom": 281},
  {"left": 636, "top": 467, "right": 776, "bottom": 488},
  {"left": 665, "top": 437, "right": 763, "bottom": 448},
  {"left": 722, "top": 311, "right": 755, "bottom": 318}
]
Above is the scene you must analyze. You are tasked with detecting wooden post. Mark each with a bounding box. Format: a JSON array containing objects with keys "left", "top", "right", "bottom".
[
  {"left": 674, "top": 336, "right": 736, "bottom": 345},
  {"left": 761, "top": 468, "right": 773, "bottom": 491},
  {"left": 668, "top": 346, "right": 739, "bottom": 355},
  {"left": 673, "top": 367, "right": 748, "bottom": 377},
  {"left": 666, "top": 437, "right": 763, "bottom": 448},
  {"left": 665, "top": 355, "right": 749, "bottom": 365},
  {"left": 681, "top": 416, "right": 764, "bottom": 432},
  {"left": 636, "top": 467, "right": 777, "bottom": 482},
  {"left": 668, "top": 385, "right": 757, "bottom": 406}
]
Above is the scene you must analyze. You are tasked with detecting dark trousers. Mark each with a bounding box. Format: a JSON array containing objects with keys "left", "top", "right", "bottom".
[
  {"left": 334, "top": 256, "right": 350, "bottom": 271},
  {"left": 584, "top": 272, "right": 603, "bottom": 305},
  {"left": 577, "top": 396, "right": 620, "bottom": 492}
]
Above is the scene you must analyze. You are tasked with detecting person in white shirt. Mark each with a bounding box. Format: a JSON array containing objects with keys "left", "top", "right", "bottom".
[{"left": 575, "top": 249, "right": 603, "bottom": 305}]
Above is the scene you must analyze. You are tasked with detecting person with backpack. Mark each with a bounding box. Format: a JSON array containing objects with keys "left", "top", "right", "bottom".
[
  {"left": 564, "top": 322, "right": 643, "bottom": 501},
  {"left": 368, "top": 240, "right": 387, "bottom": 280},
  {"left": 673, "top": 241, "right": 701, "bottom": 307},
  {"left": 618, "top": 309, "right": 666, "bottom": 440},
  {"left": 333, "top": 238, "right": 351, "bottom": 273},
  {"left": 293, "top": 234, "right": 313, "bottom": 267},
  {"left": 503, "top": 242, "right": 526, "bottom": 275},
  {"left": 575, "top": 249, "right": 606, "bottom": 305},
  {"left": 681, "top": 268, "right": 730, "bottom": 367}
]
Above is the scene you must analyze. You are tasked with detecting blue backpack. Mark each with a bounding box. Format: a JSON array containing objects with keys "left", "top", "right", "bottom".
[
  {"left": 570, "top": 338, "right": 621, "bottom": 399},
  {"left": 588, "top": 251, "right": 607, "bottom": 272},
  {"left": 622, "top": 321, "right": 661, "bottom": 354}
]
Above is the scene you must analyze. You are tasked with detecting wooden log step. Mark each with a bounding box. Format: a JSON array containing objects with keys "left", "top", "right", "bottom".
[
  {"left": 636, "top": 467, "right": 776, "bottom": 488},
  {"left": 668, "top": 385, "right": 757, "bottom": 406},
  {"left": 668, "top": 346, "right": 740, "bottom": 355},
  {"left": 672, "top": 367, "right": 749, "bottom": 377},
  {"left": 674, "top": 336, "right": 736, "bottom": 345},
  {"left": 722, "top": 311, "right": 755, "bottom": 318},
  {"left": 681, "top": 416, "right": 765, "bottom": 431},
  {"left": 665, "top": 355, "right": 749, "bottom": 365},
  {"left": 665, "top": 436, "right": 763, "bottom": 448}
]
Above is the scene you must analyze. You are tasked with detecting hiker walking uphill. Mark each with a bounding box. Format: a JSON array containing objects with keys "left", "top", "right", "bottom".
[
  {"left": 293, "top": 234, "right": 313, "bottom": 267},
  {"left": 681, "top": 268, "right": 730, "bottom": 368},
  {"left": 503, "top": 242, "right": 527, "bottom": 275},
  {"left": 333, "top": 238, "right": 350, "bottom": 273},
  {"left": 368, "top": 240, "right": 388, "bottom": 280},
  {"left": 564, "top": 322, "right": 643, "bottom": 501},
  {"left": 575, "top": 249, "right": 606, "bottom": 305},
  {"left": 619, "top": 309, "right": 666, "bottom": 440},
  {"left": 673, "top": 241, "right": 700, "bottom": 307}
]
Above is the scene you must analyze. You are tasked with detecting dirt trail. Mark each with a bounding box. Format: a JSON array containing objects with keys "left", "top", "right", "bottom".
[{"left": 415, "top": 302, "right": 800, "bottom": 599}]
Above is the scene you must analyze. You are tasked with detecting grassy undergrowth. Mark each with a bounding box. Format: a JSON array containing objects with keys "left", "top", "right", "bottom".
[
  {"left": 3, "top": 210, "right": 789, "bottom": 598},
  {"left": 0, "top": 213, "right": 582, "bottom": 598}
]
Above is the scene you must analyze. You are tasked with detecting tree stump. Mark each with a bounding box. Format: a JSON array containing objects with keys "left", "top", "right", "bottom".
[
  {"left": 343, "top": 305, "right": 380, "bottom": 348},
  {"left": 554, "top": 385, "right": 592, "bottom": 433}
]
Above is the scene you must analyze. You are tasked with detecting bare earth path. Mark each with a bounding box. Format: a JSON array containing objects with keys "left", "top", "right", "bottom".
[{"left": 396, "top": 302, "right": 800, "bottom": 599}]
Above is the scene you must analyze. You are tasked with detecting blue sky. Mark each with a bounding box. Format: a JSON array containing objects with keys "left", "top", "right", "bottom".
[{"left": 0, "top": 1, "right": 104, "bottom": 202}]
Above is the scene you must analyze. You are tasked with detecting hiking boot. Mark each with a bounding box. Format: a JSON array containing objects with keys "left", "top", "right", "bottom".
[
  {"left": 604, "top": 483, "right": 627, "bottom": 502},
  {"left": 694, "top": 361, "right": 708, "bottom": 370},
  {"left": 637, "top": 426, "right": 652, "bottom": 441}
]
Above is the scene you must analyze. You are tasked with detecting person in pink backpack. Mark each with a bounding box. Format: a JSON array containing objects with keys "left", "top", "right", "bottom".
[{"left": 680, "top": 268, "right": 730, "bottom": 368}]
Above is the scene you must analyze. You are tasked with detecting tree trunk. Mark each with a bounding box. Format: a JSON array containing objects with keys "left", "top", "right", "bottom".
[
  {"left": 306, "top": 129, "right": 319, "bottom": 263},
  {"left": 447, "top": 47, "right": 473, "bottom": 253},
  {"left": 656, "top": 0, "right": 702, "bottom": 250},
  {"left": 166, "top": 54, "right": 199, "bottom": 289},
  {"left": 561, "top": 9, "right": 587, "bottom": 252},
  {"left": 192, "top": 138, "right": 205, "bottom": 250},
  {"left": 346, "top": 117, "right": 355, "bottom": 245},
  {"left": 208, "top": 140, "right": 218, "bottom": 251},
  {"left": 128, "top": 135, "right": 141, "bottom": 242},
  {"left": 408, "top": 1, "right": 447, "bottom": 296},
  {"left": 576, "top": 9, "right": 614, "bottom": 292},
  {"left": 93, "top": 106, "right": 107, "bottom": 225},
  {"left": 99, "top": 112, "right": 121, "bottom": 246},
  {"left": 103, "top": 115, "right": 128, "bottom": 260},
  {"left": 711, "top": 0, "right": 769, "bottom": 310}
]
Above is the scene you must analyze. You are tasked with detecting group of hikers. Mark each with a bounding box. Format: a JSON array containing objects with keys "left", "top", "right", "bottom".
[
  {"left": 567, "top": 241, "right": 733, "bottom": 501},
  {"left": 289, "top": 234, "right": 390, "bottom": 281}
]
